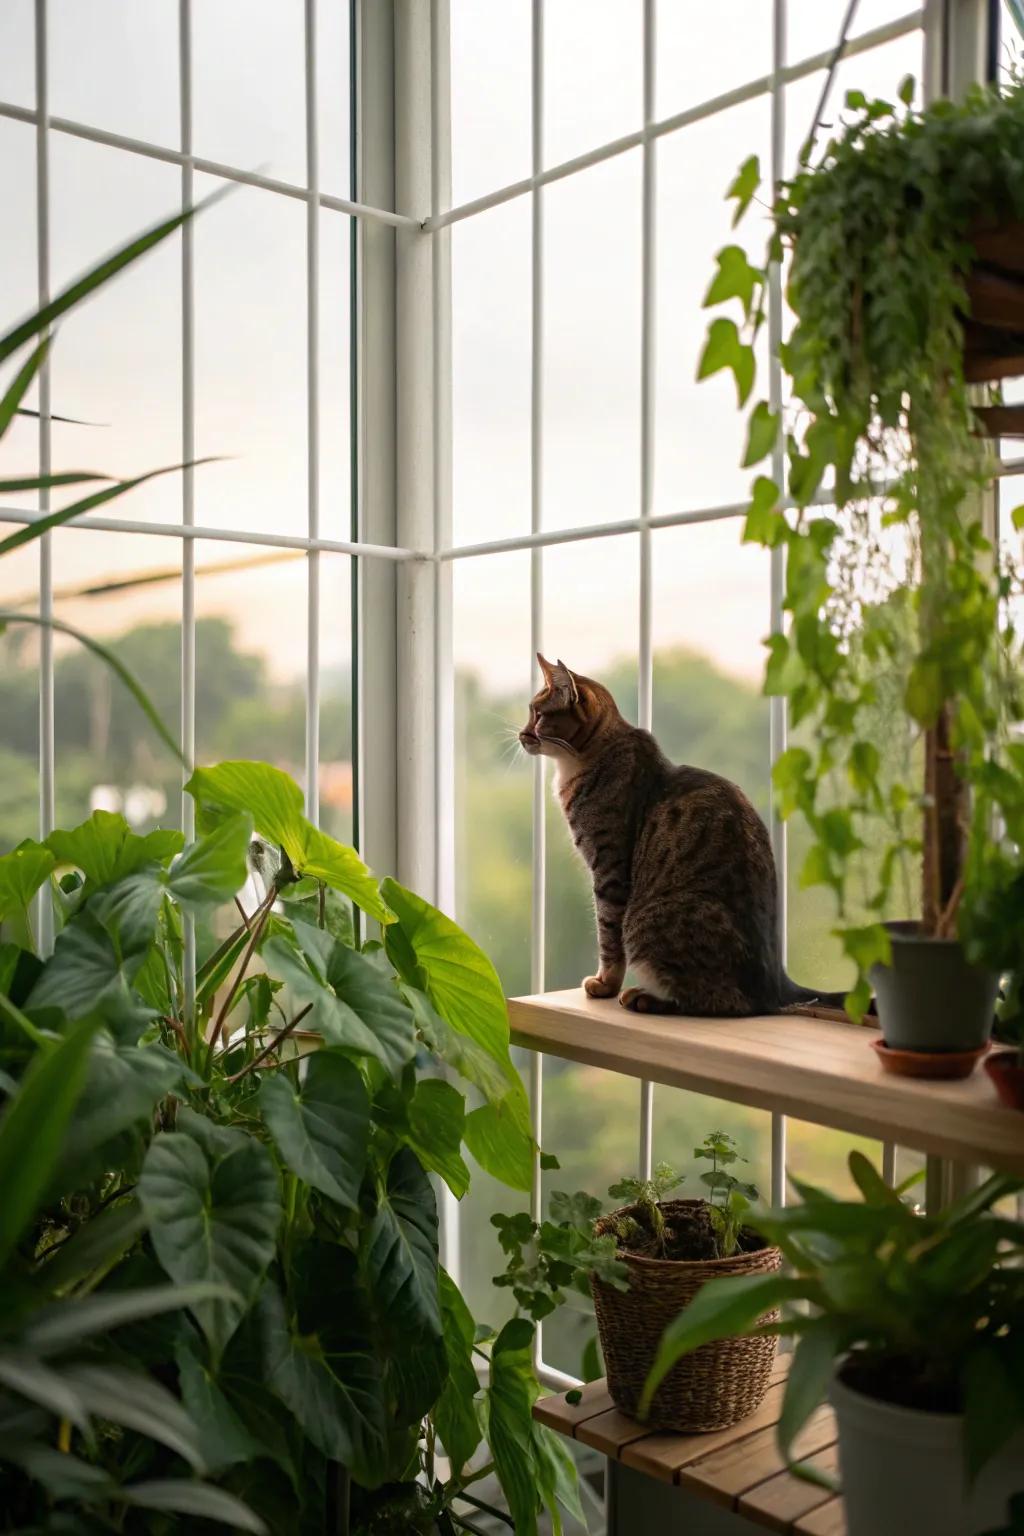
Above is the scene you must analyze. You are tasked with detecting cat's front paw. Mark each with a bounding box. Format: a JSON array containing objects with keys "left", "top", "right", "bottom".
[{"left": 583, "top": 974, "right": 620, "bottom": 999}]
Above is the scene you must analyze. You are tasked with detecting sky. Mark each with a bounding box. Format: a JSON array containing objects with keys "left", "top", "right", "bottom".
[{"left": 0, "top": 1, "right": 925, "bottom": 701}]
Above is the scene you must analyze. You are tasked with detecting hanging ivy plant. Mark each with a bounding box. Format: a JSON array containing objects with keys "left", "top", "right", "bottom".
[{"left": 703, "top": 74, "right": 1024, "bottom": 1017}]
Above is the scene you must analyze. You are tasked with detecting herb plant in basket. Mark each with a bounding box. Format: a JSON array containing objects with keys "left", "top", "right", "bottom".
[
  {"left": 701, "top": 74, "right": 1024, "bottom": 1059},
  {"left": 595, "top": 1136, "right": 779, "bottom": 1432}
]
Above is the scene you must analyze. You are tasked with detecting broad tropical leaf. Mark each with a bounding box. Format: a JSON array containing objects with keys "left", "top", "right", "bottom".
[
  {"left": 118, "top": 1478, "right": 266, "bottom": 1533},
  {"left": 464, "top": 1100, "right": 533, "bottom": 1193},
  {"left": 259, "top": 1050, "right": 369, "bottom": 1209},
  {"left": 403, "top": 1077, "right": 470, "bottom": 1199},
  {"left": 174, "top": 1340, "right": 261, "bottom": 1474},
  {"left": 261, "top": 1280, "right": 387, "bottom": 1489},
  {"left": 483, "top": 1318, "right": 542, "bottom": 1536},
  {"left": 46, "top": 810, "right": 183, "bottom": 888},
  {"left": 432, "top": 1268, "right": 482, "bottom": 1475},
  {"left": 0, "top": 841, "right": 55, "bottom": 925},
  {"left": 185, "top": 761, "right": 391, "bottom": 922},
  {"left": 167, "top": 813, "right": 253, "bottom": 908},
  {"left": 139, "top": 1116, "right": 281, "bottom": 1359},
  {"left": 264, "top": 933, "right": 415, "bottom": 1081}
]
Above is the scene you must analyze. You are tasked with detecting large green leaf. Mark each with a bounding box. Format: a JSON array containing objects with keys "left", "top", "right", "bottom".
[
  {"left": 167, "top": 814, "right": 253, "bottom": 908},
  {"left": 258, "top": 1050, "right": 369, "bottom": 1209},
  {"left": 28, "top": 911, "right": 137, "bottom": 1020},
  {"left": 641, "top": 1273, "right": 816, "bottom": 1413},
  {"left": 46, "top": 810, "right": 183, "bottom": 888},
  {"left": 174, "top": 1340, "right": 261, "bottom": 1474},
  {"left": 403, "top": 1077, "right": 470, "bottom": 1199},
  {"left": 483, "top": 1318, "right": 542, "bottom": 1536},
  {"left": 139, "top": 1114, "right": 281, "bottom": 1359},
  {"left": 0, "top": 841, "right": 55, "bottom": 925},
  {"left": 264, "top": 932, "right": 415, "bottom": 1081},
  {"left": 381, "top": 879, "right": 534, "bottom": 1185},
  {"left": 260, "top": 1279, "right": 387, "bottom": 1488},
  {"left": 777, "top": 1318, "right": 844, "bottom": 1463},
  {"left": 185, "top": 761, "right": 391, "bottom": 922},
  {"left": 0, "top": 1350, "right": 90, "bottom": 1434},
  {"left": 54, "top": 1035, "right": 188, "bottom": 1187},
  {"left": 404, "top": 983, "right": 512, "bottom": 1106},
  {"left": 432, "top": 1268, "right": 482, "bottom": 1476},
  {"left": 0, "top": 1018, "right": 96, "bottom": 1267},
  {"left": 464, "top": 1100, "right": 533, "bottom": 1194}
]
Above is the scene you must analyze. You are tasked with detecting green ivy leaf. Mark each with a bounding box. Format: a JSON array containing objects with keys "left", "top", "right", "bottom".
[
  {"left": 704, "top": 244, "right": 761, "bottom": 314},
  {"left": 697, "top": 317, "right": 755, "bottom": 405},
  {"left": 726, "top": 153, "right": 760, "bottom": 226},
  {"left": 744, "top": 476, "right": 787, "bottom": 547},
  {"left": 743, "top": 402, "right": 779, "bottom": 467},
  {"left": 139, "top": 1112, "right": 281, "bottom": 1361},
  {"left": 258, "top": 1050, "right": 370, "bottom": 1209},
  {"left": 898, "top": 73, "right": 915, "bottom": 105},
  {"left": 1011, "top": 504, "right": 1024, "bottom": 532}
]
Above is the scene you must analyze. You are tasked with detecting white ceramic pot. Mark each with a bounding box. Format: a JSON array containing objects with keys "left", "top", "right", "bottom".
[{"left": 832, "top": 1369, "right": 1024, "bottom": 1536}]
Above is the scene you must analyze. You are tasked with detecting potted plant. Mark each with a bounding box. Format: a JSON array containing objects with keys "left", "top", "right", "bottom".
[
  {"left": 642, "top": 1152, "right": 1024, "bottom": 1536},
  {"left": 700, "top": 75, "right": 1024, "bottom": 1062},
  {"left": 496, "top": 1134, "right": 781, "bottom": 1432}
]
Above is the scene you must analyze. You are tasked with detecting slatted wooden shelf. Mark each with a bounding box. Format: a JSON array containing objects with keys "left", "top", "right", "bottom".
[
  {"left": 534, "top": 1355, "right": 846, "bottom": 1534},
  {"left": 509, "top": 990, "right": 1024, "bottom": 1175}
]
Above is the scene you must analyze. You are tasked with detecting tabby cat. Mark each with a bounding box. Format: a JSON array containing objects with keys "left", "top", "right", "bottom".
[{"left": 520, "top": 656, "right": 842, "bottom": 1017}]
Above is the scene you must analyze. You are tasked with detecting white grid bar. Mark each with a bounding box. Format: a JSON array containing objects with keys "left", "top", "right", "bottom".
[
  {"left": 305, "top": 0, "right": 321, "bottom": 825},
  {"left": 637, "top": 0, "right": 657, "bottom": 1183},
  {"left": 529, "top": 0, "right": 547, "bottom": 1371},
  {"left": 180, "top": 0, "right": 197, "bottom": 1018},
  {"left": 768, "top": 0, "right": 788, "bottom": 1211},
  {"left": 34, "top": 0, "right": 54, "bottom": 956},
  {"left": 0, "top": 98, "right": 417, "bottom": 229},
  {"left": 424, "top": 9, "right": 924, "bottom": 233}
]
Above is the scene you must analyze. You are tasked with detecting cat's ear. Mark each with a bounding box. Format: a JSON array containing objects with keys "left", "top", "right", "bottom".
[
  {"left": 536, "top": 653, "right": 555, "bottom": 685},
  {"left": 552, "top": 659, "right": 580, "bottom": 706}
]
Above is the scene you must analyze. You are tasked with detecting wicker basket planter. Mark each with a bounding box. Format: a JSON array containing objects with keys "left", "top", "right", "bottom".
[{"left": 591, "top": 1198, "right": 782, "bottom": 1433}]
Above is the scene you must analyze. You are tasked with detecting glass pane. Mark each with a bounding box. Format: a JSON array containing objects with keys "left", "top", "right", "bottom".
[
  {"left": 193, "top": 175, "right": 306, "bottom": 536},
  {"left": 657, "top": 0, "right": 771, "bottom": 119},
  {"left": 542, "top": 534, "right": 640, "bottom": 991},
  {"left": 193, "top": 0, "right": 306, "bottom": 185},
  {"left": 651, "top": 520, "right": 771, "bottom": 816},
  {"left": 539, "top": 1060, "right": 645, "bottom": 1378},
  {"left": 654, "top": 1091, "right": 771, "bottom": 1222},
  {"left": 544, "top": 0, "right": 642, "bottom": 169},
  {"left": 50, "top": 0, "right": 179, "bottom": 149},
  {"left": 0, "top": 0, "right": 35, "bottom": 111},
  {"left": 785, "top": 1121, "right": 882, "bottom": 1198},
  {"left": 52, "top": 529, "right": 183, "bottom": 833},
  {"left": 316, "top": 0, "right": 351, "bottom": 200},
  {"left": 543, "top": 151, "right": 641, "bottom": 532},
  {"left": 788, "top": 0, "right": 920, "bottom": 62},
  {"left": 1003, "top": 1, "right": 1024, "bottom": 80},
  {"left": 318, "top": 553, "right": 353, "bottom": 846},
  {"left": 319, "top": 210, "right": 353, "bottom": 541},
  {"left": 50, "top": 136, "right": 182, "bottom": 526},
  {"left": 451, "top": 0, "right": 531, "bottom": 208},
  {"left": 654, "top": 98, "right": 770, "bottom": 518},
  {"left": 0, "top": 544, "right": 40, "bottom": 852},
  {"left": 0, "top": 118, "right": 41, "bottom": 514},
  {"left": 454, "top": 550, "right": 532, "bottom": 996},
  {"left": 452, "top": 197, "right": 531, "bottom": 548},
  {"left": 193, "top": 542, "right": 307, "bottom": 779}
]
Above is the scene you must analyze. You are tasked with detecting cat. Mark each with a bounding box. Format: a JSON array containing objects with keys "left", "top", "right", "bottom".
[{"left": 520, "top": 655, "right": 845, "bottom": 1017}]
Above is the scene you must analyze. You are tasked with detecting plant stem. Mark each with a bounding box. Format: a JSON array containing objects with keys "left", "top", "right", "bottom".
[
  {"left": 208, "top": 885, "right": 277, "bottom": 1055},
  {"left": 225, "top": 1003, "right": 313, "bottom": 1083}
]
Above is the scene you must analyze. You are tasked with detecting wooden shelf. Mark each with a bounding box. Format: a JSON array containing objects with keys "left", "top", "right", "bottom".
[
  {"left": 535, "top": 1357, "right": 846, "bottom": 1534},
  {"left": 509, "top": 990, "right": 1024, "bottom": 1174}
]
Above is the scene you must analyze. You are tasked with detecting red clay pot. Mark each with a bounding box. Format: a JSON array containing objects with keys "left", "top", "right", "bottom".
[{"left": 984, "top": 1049, "right": 1024, "bottom": 1110}]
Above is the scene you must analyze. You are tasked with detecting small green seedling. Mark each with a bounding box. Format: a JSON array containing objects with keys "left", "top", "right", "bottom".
[
  {"left": 695, "top": 1130, "right": 759, "bottom": 1257},
  {"left": 607, "top": 1161, "right": 686, "bottom": 1256}
]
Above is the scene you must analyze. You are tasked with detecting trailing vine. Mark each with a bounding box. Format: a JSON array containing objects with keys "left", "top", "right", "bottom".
[{"left": 703, "top": 74, "right": 1024, "bottom": 1017}]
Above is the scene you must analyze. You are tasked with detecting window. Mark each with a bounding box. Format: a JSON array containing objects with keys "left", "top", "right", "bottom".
[{"left": 4, "top": 0, "right": 959, "bottom": 1391}]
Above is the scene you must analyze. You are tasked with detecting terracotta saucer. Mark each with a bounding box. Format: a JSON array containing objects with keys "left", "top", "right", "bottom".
[{"left": 870, "top": 1037, "right": 991, "bottom": 1080}]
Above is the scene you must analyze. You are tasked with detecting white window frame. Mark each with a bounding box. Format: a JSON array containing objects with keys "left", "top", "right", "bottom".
[{"left": 1, "top": 0, "right": 1001, "bottom": 1390}]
